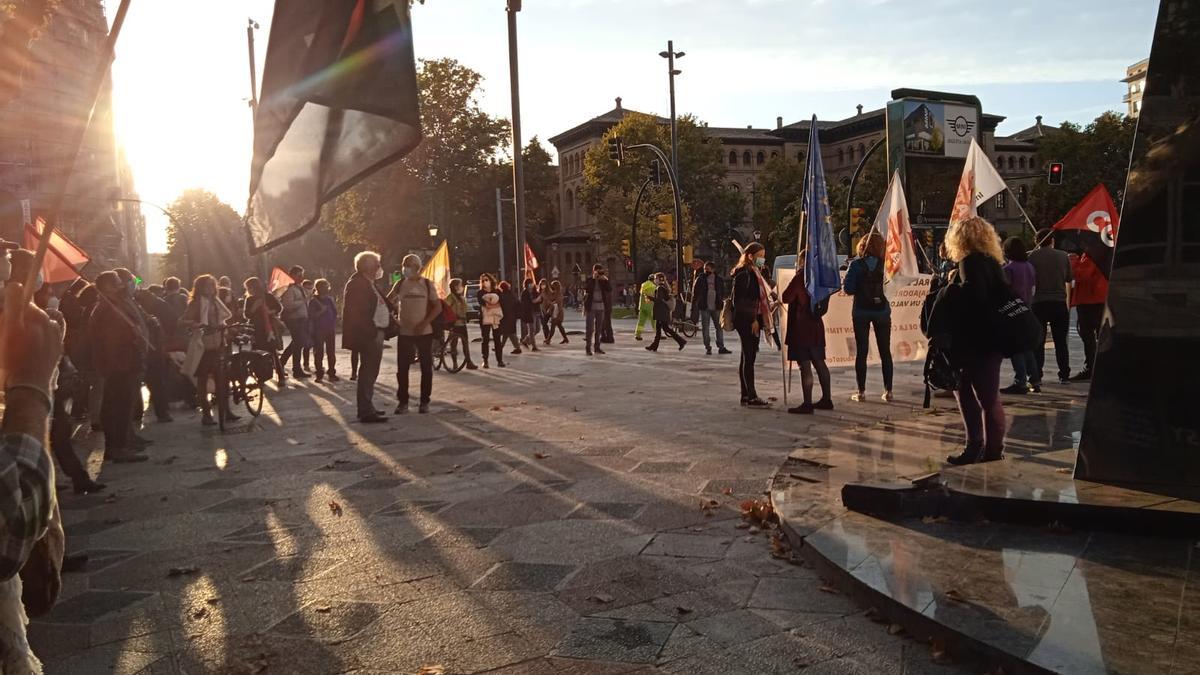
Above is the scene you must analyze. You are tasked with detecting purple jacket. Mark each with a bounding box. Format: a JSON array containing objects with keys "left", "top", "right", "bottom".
[
  {"left": 1003, "top": 260, "right": 1036, "bottom": 304},
  {"left": 308, "top": 295, "right": 338, "bottom": 336}
]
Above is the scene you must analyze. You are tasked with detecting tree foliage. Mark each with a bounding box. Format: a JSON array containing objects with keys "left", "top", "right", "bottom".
[
  {"left": 1027, "top": 111, "right": 1137, "bottom": 228},
  {"left": 162, "top": 189, "right": 255, "bottom": 284},
  {"left": 578, "top": 113, "right": 743, "bottom": 274},
  {"left": 826, "top": 145, "right": 888, "bottom": 254}
]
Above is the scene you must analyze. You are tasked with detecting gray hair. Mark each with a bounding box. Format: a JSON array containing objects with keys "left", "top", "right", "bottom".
[
  {"left": 354, "top": 250, "right": 381, "bottom": 272},
  {"left": 402, "top": 253, "right": 422, "bottom": 268}
]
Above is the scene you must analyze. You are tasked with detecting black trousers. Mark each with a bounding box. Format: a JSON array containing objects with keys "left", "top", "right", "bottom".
[
  {"left": 852, "top": 314, "right": 894, "bottom": 392},
  {"left": 479, "top": 324, "right": 504, "bottom": 364},
  {"left": 144, "top": 349, "right": 171, "bottom": 420},
  {"left": 356, "top": 331, "right": 383, "bottom": 419},
  {"left": 397, "top": 334, "right": 434, "bottom": 405},
  {"left": 451, "top": 325, "right": 476, "bottom": 365},
  {"left": 1033, "top": 300, "right": 1071, "bottom": 382},
  {"left": 650, "top": 320, "right": 683, "bottom": 348},
  {"left": 350, "top": 350, "right": 359, "bottom": 378},
  {"left": 51, "top": 390, "right": 89, "bottom": 486},
  {"left": 1076, "top": 303, "right": 1104, "bottom": 373},
  {"left": 101, "top": 370, "right": 137, "bottom": 452},
  {"left": 735, "top": 322, "right": 759, "bottom": 401},
  {"left": 313, "top": 331, "right": 337, "bottom": 376}
]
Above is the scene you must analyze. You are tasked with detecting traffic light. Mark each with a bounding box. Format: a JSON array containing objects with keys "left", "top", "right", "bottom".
[
  {"left": 682, "top": 245, "right": 694, "bottom": 264},
  {"left": 607, "top": 136, "right": 624, "bottom": 166},
  {"left": 1047, "top": 162, "right": 1064, "bottom": 185},
  {"left": 655, "top": 213, "right": 675, "bottom": 240},
  {"left": 620, "top": 239, "right": 631, "bottom": 256},
  {"left": 624, "top": 257, "right": 634, "bottom": 272},
  {"left": 849, "top": 207, "right": 866, "bottom": 233},
  {"left": 649, "top": 159, "right": 662, "bottom": 185}
]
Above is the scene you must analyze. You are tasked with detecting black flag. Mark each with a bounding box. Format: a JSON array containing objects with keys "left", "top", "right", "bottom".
[{"left": 245, "top": 0, "right": 421, "bottom": 253}]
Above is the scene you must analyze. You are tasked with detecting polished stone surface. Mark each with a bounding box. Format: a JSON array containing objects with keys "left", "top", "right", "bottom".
[{"left": 772, "top": 380, "right": 1200, "bottom": 674}]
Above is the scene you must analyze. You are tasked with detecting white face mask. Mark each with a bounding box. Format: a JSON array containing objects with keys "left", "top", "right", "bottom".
[{"left": 373, "top": 267, "right": 384, "bottom": 280}]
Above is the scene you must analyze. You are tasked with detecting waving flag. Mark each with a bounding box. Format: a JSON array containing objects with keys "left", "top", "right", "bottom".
[
  {"left": 245, "top": 0, "right": 422, "bottom": 254},
  {"left": 802, "top": 116, "right": 840, "bottom": 311},
  {"left": 267, "top": 266, "right": 293, "bottom": 295},
  {"left": 874, "top": 170, "right": 919, "bottom": 280},
  {"left": 421, "top": 240, "right": 451, "bottom": 299},
  {"left": 1052, "top": 184, "right": 1120, "bottom": 278},
  {"left": 523, "top": 242, "right": 539, "bottom": 281},
  {"left": 949, "top": 137, "right": 1007, "bottom": 227},
  {"left": 23, "top": 218, "right": 89, "bottom": 284}
]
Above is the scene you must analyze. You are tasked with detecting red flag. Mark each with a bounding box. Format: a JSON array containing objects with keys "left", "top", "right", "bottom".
[
  {"left": 24, "top": 217, "right": 89, "bottom": 284},
  {"left": 267, "top": 266, "right": 293, "bottom": 294},
  {"left": 524, "top": 243, "right": 539, "bottom": 282},
  {"left": 1051, "top": 184, "right": 1120, "bottom": 278}
]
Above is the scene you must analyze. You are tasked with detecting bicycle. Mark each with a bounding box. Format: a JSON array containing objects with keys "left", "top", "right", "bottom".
[
  {"left": 433, "top": 328, "right": 469, "bottom": 373},
  {"left": 206, "top": 323, "right": 273, "bottom": 432},
  {"left": 670, "top": 296, "right": 699, "bottom": 339}
]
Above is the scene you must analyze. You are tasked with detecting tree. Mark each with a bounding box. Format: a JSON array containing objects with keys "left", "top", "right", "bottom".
[
  {"left": 161, "top": 189, "right": 255, "bottom": 284},
  {"left": 825, "top": 144, "right": 888, "bottom": 254},
  {"left": 1028, "top": 111, "right": 1137, "bottom": 228},
  {"left": 578, "top": 113, "right": 743, "bottom": 275},
  {"left": 753, "top": 155, "right": 805, "bottom": 260},
  {"left": 521, "top": 137, "right": 559, "bottom": 242},
  {"left": 327, "top": 58, "right": 510, "bottom": 274}
]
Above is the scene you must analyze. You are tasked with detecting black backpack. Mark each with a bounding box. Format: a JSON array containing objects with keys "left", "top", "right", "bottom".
[
  {"left": 920, "top": 282, "right": 961, "bottom": 408},
  {"left": 988, "top": 289, "right": 1041, "bottom": 357},
  {"left": 853, "top": 259, "right": 887, "bottom": 311}
]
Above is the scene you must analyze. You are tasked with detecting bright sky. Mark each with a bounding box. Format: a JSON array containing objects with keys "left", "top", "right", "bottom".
[{"left": 107, "top": 0, "right": 1157, "bottom": 253}]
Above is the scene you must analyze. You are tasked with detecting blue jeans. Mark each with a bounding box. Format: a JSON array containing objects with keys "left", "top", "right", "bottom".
[
  {"left": 1010, "top": 350, "right": 1037, "bottom": 386},
  {"left": 698, "top": 309, "right": 725, "bottom": 350}
]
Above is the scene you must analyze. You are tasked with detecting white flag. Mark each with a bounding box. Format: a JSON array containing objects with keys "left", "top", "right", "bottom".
[
  {"left": 873, "top": 170, "right": 920, "bottom": 280},
  {"left": 949, "top": 137, "right": 1006, "bottom": 227}
]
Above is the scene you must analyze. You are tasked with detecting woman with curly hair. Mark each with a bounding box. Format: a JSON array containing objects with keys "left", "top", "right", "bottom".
[
  {"left": 928, "top": 216, "right": 1010, "bottom": 465},
  {"left": 842, "top": 231, "right": 894, "bottom": 402}
]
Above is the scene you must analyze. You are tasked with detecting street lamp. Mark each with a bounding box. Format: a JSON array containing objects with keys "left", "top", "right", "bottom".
[
  {"left": 428, "top": 224, "right": 439, "bottom": 239},
  {"left": 753, "top": 229, "right": 762, "bottom": 242},
  {"left": 658, "top": 41, "right": 685, "bottom": 288}
]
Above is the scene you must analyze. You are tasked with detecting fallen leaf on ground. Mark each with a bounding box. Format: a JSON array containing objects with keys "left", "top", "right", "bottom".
[
  {"left": 313, "top": 605, "right": 332, "bottom": 613},
  {"left": 818, "top": 584, "right": 839, "bottom": 595},
  {"left": 943, "top": 589, "right": 967, "bottom": 603},
  {"left": 490, "top": 406, "right": 502, "bottom": 411},
  {"left": 534, "top": 453, "right": 548, "bottom": 459},
  {"left": 329, "top": 501, "right": 343, "bottom": 517},
  {"left": 887, "top": 623, "right": 904, "bottom": 635},
  {"left": 286, "top": 438, "right": 300, "bottom": 445},
  {"left": 675, "top": 606, "right": 693, "bottom": 614},
  {"left": 167, "top": 566, "right": 199, "bottom": 577},
  {"left": 419, "top": 666, "right": 445, "bottom": 675},
  {"left": 722, "top": 487, "right": 733, "bottom": 495},
  {"left": 587, "top": 593, "right": 613, "bottom": 603}
]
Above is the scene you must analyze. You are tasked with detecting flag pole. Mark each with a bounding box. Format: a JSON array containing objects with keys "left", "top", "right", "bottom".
[
  {"left": 24, "top": 0, "right": 133, "bottom": 301},
  {"left": 1006, "top": 184, "right": 1039, "bottom": 240}
]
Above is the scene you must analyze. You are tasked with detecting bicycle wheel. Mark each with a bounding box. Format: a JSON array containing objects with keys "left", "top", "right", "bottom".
[
  {"left": 680, "top": 320, "right": 698, "bottom": 339},
  {"left": 243, "top": 372, "right": 264, "bottom": 417},
  {"left": 442, "top": 334, "right": 466, "bottom": 373}
]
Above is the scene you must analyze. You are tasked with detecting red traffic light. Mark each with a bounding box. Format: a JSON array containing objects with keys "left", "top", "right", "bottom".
[
  {"left": 1047, "top": 161, "right": 1064, "bottom": 185},
  {"left": 624, "top": 257, "right": 634, "bottom": 272}
]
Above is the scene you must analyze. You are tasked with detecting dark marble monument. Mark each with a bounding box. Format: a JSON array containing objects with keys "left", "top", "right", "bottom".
[{"left": 1076, "top": 0, "right": 1200, "bottom": 489}]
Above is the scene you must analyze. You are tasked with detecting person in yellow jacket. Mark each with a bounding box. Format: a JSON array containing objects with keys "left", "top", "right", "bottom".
[{"left": 634, "top": 274, "right": 657, "bottom": 340}]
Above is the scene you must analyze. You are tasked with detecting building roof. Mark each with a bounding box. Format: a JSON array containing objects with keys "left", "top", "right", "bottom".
[
  {"left": 1007, "top": 115, "right": 1061, "bottom": 142},
  {"left": 702, "top": 126, "right": 784, "bottom": 144},
  {"left": 547, "top": 98, "right": 669, "bottom": 148},
  {"left": 1122, "top": 57, "right": 1150, "bottom": 82}
]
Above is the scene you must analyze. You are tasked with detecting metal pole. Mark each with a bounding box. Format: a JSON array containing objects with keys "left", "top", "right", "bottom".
[
  {"left": 631, "top": 177, "right": 653, "bottom": 284},
  {"left": 495, "top": 188, "right": 506, "bottom": 280},
  {"left": 666, "top": 41, "right": 683, "bottom": 286},
  {"left": 506, "top": 3, "right": 528, "bottom": 282},
  {"left": 246, "top": 19, "right": 259, "bottom": 115},
  {"left": 627, "top": 143, "right": 683, "bottom": 284},
  {"left": 845, "top": 137, "right": 886, "bottom": 238}
]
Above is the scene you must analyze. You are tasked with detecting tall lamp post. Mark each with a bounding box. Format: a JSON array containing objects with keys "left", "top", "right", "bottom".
[
  {"left": 659, "top": 41, "right": 684, "bottom": 286},
  {"left": 505, "top": 1, "right": 528, "bottom": 281}
]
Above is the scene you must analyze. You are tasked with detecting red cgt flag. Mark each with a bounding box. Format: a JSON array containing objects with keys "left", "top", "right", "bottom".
[
  {"left": 267, "top": 266, "right": 293, "bottom": 295},
  {"left": 1051, "top": 184, "right": 1120, "bottom": 278},
  {"left": 524, "top": 243, "right": 539, "bottom": 281},
  {"left": 24, "top": 217, "right": 89, "bottom": 284}
]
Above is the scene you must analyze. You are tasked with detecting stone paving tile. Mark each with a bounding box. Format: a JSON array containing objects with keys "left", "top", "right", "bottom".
[
  {"left": 630, "top": 461, "right": 692, "bottom": 474},
  {"left": 553, "top": 617, "right": 675, "bottom": 663},
  {"left": 472, "top": 562, "right": 578, "bottom": 591},
  {"left": 641, "top": 532, "right": 732, "bottom": 558},
  {"left": 42, "top": 589, "right": 156, "bottom": 624},
  {"left": 268, "top": 600, "right": 385, "bottom": 640},
  {"left": 568, "top": 502, "right": 646, "bottom": 520},
  {"left": 746, "top": 575, "right": 860, "bottom": 615},
  {"left": 685, "top": 608, "right": 781, "bottom": 647}
]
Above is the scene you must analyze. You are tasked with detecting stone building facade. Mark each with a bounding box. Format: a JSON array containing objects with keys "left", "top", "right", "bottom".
[
  {"left": 1123, "top": 58, "right": 1149, "bottom": 118},
  {"left": 0, "top": 0, "right": 147, "bottom": 277}
]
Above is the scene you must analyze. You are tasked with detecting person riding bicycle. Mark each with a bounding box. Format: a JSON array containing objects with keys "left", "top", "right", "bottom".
[{"left": 180, "top": 275, "right": 234, "bottom": 426}]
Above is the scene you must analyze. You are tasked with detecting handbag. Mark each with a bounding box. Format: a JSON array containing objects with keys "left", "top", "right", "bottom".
[
  {"left": 719, "top": 297, "right": 735, "bottom": 331},
  {"left": 441, "top": 299, "right": 458, "bottom": 325},
  {"left": 923, "top": 339, "right": 961, "bottom": 408}
]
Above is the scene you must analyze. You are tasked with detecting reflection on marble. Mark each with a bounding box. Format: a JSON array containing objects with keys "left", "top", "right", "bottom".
[{"left": 805, "top": 513, "right": 1197, "bottom": 675}]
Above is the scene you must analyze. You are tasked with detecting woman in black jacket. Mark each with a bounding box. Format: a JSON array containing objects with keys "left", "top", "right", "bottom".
[
  {"left": 731, "top": 242, "right": 771, "bottom": 408},
  {"left": 928, "top": 216, "right": 1009, "bottom": 465},
  {"left": 497, "top": 281, "right": 521, "bottom": 355},
  {"left": 645, "top": 273, "right": 686, "bottom": 351}
]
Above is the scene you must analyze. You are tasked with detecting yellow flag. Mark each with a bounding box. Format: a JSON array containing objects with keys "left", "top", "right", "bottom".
[{"left": 421, "top": 240, "right": 451, "bottom": 299}]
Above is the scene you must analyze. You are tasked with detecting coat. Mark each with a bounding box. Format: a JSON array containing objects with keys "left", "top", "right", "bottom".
[
  {"left": 342, "top": 272, "right": 385, "bottom": 351},
  {"left": 652, "top": 285, "right": 673, "bottom": 323},
  {"left": 781, "top": 273, "right": 825, "bottom": 354},
  {"left": 583, "top": 276, "right": 612, "bottom": 312},
  {"left": 690, "top": 273, "right": 726, "bottom": 312},
  {"left": 498, "top": 289, "right": 519, "bottom": 333},
  {"left": 245, "top": 292, "right": 283, "bottom": 349},
  {"left": 89, "top": 295, "right": 147, "bottom": 376}
]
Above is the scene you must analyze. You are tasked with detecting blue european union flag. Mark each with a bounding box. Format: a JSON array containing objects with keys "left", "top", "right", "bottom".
[{"left": 802, "top": 116, "right": 840, "bottom": 311}]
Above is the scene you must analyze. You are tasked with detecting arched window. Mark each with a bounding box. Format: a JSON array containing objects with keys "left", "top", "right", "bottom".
[
  {"left": 1008, "top": 156, "right": 1015, "bottom": 171},
  {"left": 742, "top": 150, "right": 752, "bottom": 165},
  {"left": 1018, "top": 156, "right": 1026, "bottom": 170},
  {"left": 797, "top": 151, "right": 805, "bottom": 163},
  {"left": 756, "top": 151, "right": 765, "bottom": 165},
  {"left": 728, "top": 150, "right": 738, "bottom": 166},
  {"left": 770, "top": 152, "right": 778, "bottom": 160},
  {"left": 858, "top": 143, "right": 866, "bottom": 160},
  {"left": 730, "top": 183, "right": 741, "bottom": 192},
  {"left": 838, "top": 148, "right": 844, "bottom": 165},
  {"left": 565, "top": 189, "right": 575, "bottom": 224},
  {"left": 848, "top": 146, "right": 855, "bottom": 163}
]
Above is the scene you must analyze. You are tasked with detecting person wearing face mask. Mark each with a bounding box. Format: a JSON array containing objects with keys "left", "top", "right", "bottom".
[
  {"left": 389, "top": 254, "right": 442, "bottom": 414},
  {"left": 582, "top": 264, "right": 611, "bottom": 356},
  {"left": 278, "top": 266, "right": 311, "bottom": 379},
  {"left": 111, "top": 268, "right": 154, "bottom": 448},
  {"left": 88, "top": 271, "right": 150, "bottom": 462},
  {"left": 180, "top": 275, "right": 234, "bottom": 426},
  {"left": 646, "top": 273, "right": 686, "bottom": 352},
  {"left": 731, "top": 243, "right": 772, "bottom": 409},
  {"left": 476, "top": 273, "right": 504, "bottom": 368},
  {"left": 342, "top": 251, "right": 390, "bottom": 423}
]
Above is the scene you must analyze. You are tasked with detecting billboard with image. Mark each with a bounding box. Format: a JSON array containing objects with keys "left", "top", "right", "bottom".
[{"left": 887, "top": 91, "right": 982, "bottom": 224}]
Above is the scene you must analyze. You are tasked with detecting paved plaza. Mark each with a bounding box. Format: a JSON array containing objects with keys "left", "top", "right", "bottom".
[{"left": 36, "top": 318, "right": 992, "bottom": 674}]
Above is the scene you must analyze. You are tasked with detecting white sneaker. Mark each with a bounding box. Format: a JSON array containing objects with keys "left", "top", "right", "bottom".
[
  {"left": 850, "top": 391, "right": 866, "bottom": 402},
  {"left": 881, "top": 390, "right": 893, "bottom": 402}
]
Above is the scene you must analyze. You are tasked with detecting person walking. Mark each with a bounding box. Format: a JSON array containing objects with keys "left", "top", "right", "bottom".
[
  {"left": 518, "top": 279, "right": 541, "bottom": 352},
  {"left": 477, "top": 274, "right": 505, "bottom": 368},
  {"left": 646, "top": 273, "right": 686, "bottom": 352},
  {"left": 90, "top": 271, "right": 150, "bottom": 461},
  {"left": 1070, "top": 251, "right": 1107, "bottom": 382},
  {"left": 309, "top": 279, "right": 340, "bottom": 383},
  {"left": 927, "top": 217, "right": 1010, "bottom": 465},
  {"left": 1001, "top": 237, "right": 1038, "bottom": 394},
  {"left": 300, "top": 278, "right": 315, "bottom": 373},
  {"left": 278, "top": 266, "right": 311, "bottom": 379},
  {"left": 391, "top": 254, "right": 441, "bottom": 414},
  {"left": 691, "top": 260, "right": 730, "bottom": 355},
  {"left": 582, "top": 264, "right": 611, "bottom": 356},
  {"left": 1027, "top": 228, "right": 1074, "bottom": 384},
  {"left": 537, "top": 279, "right": 553, "bottom": 344},
  {"left": 843, "top": 232, "right": 894, "bottom": 402},
  {"left": 731, "top": 243, "right": 771, "bottom": 409},
  {"left": 180, "top": 275, "right": 235, "bottom": 426},
  {"left": 342, "top": 251, "right": 390, "bottom": 423},
  {"left": 543, "top": 280, "right": 568, "bottom": 344},
  {"left": 497, "top": 280, "right": 521, "bottom": 355},
  {"left": 446, "top": 278, "right": 478, "bottom": 370},
  {"left": 243, "top": 277, "right": 286, "bottom": 385},
  {"left": 634, "top": 274, "right": 656, "bottom": 341},
  {"left": 782, "top": 256, "right": 833, "bottom": 414}
]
